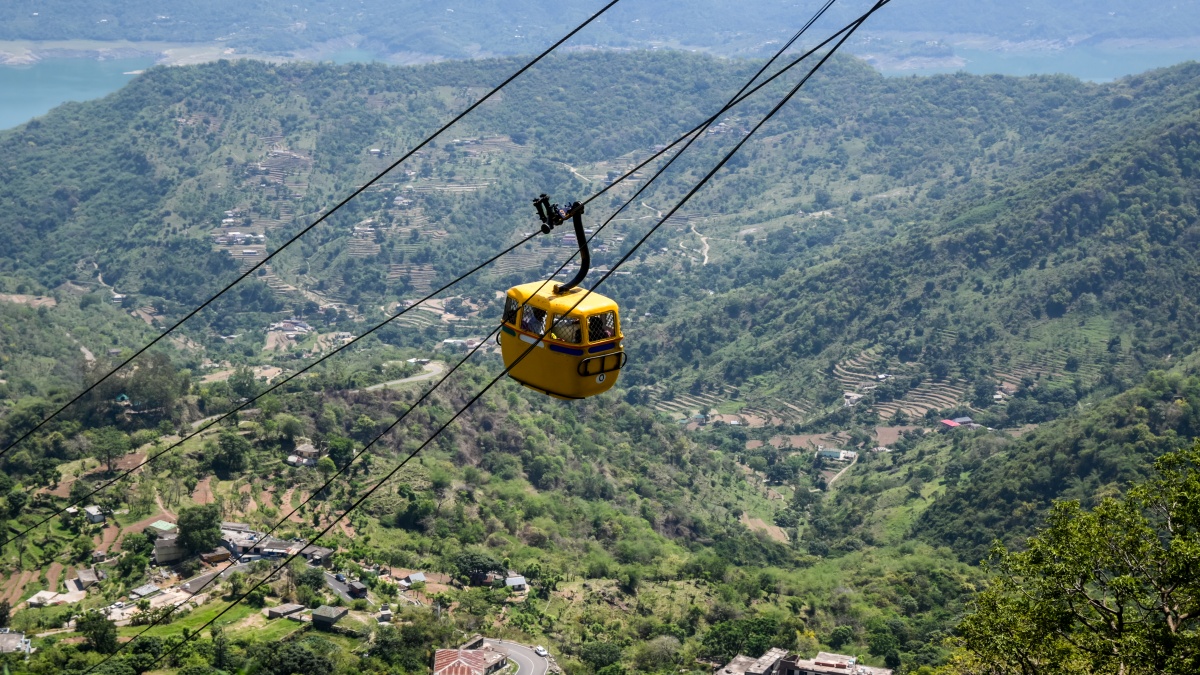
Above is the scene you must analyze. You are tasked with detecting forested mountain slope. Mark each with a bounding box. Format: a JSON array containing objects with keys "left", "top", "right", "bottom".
[{"left": 3, "top": 51, "right": 1200, "bottom": 674}]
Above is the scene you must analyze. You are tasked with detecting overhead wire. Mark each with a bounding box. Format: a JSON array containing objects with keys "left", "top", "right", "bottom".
[
  {"left": 0, "top": 0, "right": 624, "bottom": 462},
  {"left": 123, "top": 1, "right": 890, "bottom": 669},
  {"left": 9, "top": 0, "right": 855, "bottom": 549},
  {"left": 0, "top": 231, "right": 538, "bottom": 549}
]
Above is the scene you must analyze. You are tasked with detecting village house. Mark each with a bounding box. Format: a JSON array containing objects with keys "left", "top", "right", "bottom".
[
  {"left": 267, "top": 603, "right": 305, "bottom": 620},
  {"left": 399, "top": 572, "right": 426, "bottom": 588},
  {"left": 129, "top": 583, "right": 162, "bottom": 601},
  {"left": 718, "top": 648, "right": 789, "bottom": 675},
  {"left": 817, "top": 447, "right": 858, "bottom": 462},
  {"left": 298, "top": 544, "right": 335, "bottom": 567},
  {"left": 144, "top": 520, "right": 176, "bottom": 538},
  {"left": 75, "top": 568, "right": 102, "bottom": 589},
  {"left": 0, "top": 630, "right": 32, "bottom": 655},
  {"left": 153, "top": 533, "right": 188, "bottom": 565},
  {"left": 432, "top": 648, "right": 508, "bottom": 675},
  {"left": 312, "top": 605, "right": 348, "bottom": 631},
  {"left": 83, "top": 506, "right": 106, "bottom": 524},
  {"left": 504, "top": 575, "right": 527, "bottom": 592},
  {"left": 779, "top": 652, "right": 892, "bottom": 675},
  {"left": 294, "top": 441, "right": 320, "bottom": 460}
]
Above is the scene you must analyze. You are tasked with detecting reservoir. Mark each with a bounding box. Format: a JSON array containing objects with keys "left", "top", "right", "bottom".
[
  {"left": 886, "top": 46, "right": 1200, "bottom": 82},
  {"left": 1, "top": 46, "right": 1198, "bottom": 131},
  {"left": 0, "top": 56, "right": 156, "bottom": 130}
]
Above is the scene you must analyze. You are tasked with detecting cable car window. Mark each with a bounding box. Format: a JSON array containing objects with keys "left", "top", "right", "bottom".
[
  {"left": 550, "top": 315, "right": 582, "bottom": 344},
  {"left": 588, "top": 311, "right": 617, "bottom": 342},
  {"left": 502, "top": 296, "right": 520, "bottom": 325},
  {"left": 521, "top": 307, "right": 547, "bottom": 336}
]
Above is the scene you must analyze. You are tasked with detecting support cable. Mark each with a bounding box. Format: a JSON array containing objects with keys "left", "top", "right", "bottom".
[
  {"left": 0, "top": 0, "right": 624, "bottom": 461},
  {"left": 9, "top": 0, "right": 851, "bottom": 548},
  {"left": 131, "top": 2, "right": 888, "bottom": 669}
]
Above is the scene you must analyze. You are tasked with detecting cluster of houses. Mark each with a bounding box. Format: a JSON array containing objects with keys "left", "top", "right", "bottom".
[
  {"left": 816, "top": 446, "right": 859, "bottom": 462},
  {"left": 217, "top": 522, "right": 334, "bottom": 566},
  {"left": 212, "top": 231, "right": 266, "bottom": 247},
  {"left": 939, "top": 416, "right": 984, "bottom": 431},
  {"left": 720, "top": 647, "right": 892, "bottom": 675},
  {"left": 269, "top": 318, "right": 315, "bottom": 337}
]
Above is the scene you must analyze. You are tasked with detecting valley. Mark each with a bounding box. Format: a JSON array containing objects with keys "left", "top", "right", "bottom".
[{"left": 0, "top": 40, "right": 1199, "bottom": 675}]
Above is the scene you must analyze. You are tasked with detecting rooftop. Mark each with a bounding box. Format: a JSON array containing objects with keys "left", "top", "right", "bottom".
[
  {"left": 0, "top": 632, "right": 30, "bottom": 654},
  {"left": 312, "top": 605, "right": 348, "bottom": 621},
  {"left": 433, "top": 649, "right": 507, "bottom": 675}
]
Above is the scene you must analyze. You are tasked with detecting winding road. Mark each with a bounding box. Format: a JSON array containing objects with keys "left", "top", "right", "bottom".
[
  {"left": 489, "top": 639, "right": 549, "bottom": 675},
  {"left": 690, "top": 223, "right": 710, "bottom": 265},
  {"left": 364, "top": 361, "right": 445, "bottom": 391}
]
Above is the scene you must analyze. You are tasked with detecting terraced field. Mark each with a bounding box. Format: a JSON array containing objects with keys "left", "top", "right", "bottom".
[
  {"left": 646, "top": 383, "right": 813, "bottom": 428},
  {"left": 873, "top": 379, "right": 970, "bottom": 420}
]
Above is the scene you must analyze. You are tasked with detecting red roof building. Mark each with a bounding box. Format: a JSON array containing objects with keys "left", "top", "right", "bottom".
[
  {"left": 939, "top": 419, "right": 961, "bottom": 429},
  {"left": 433, "top": 649, "right": 508, "bottom": 675}
]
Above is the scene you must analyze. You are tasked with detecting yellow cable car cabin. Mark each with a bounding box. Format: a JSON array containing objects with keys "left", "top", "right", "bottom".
[
  {"left": 499, "top": 195, "right": 626, "bottom": 400},
  {"left": 499, "top": 282, "right": 624, "bottom": 399}
]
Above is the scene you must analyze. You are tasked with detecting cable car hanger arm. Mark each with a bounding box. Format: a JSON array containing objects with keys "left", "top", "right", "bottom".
[{"left": 533, "top": 194, "right": 589, "bottom": 294}]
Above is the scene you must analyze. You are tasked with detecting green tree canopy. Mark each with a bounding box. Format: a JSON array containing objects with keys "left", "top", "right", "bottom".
[
  {"left": 177, "top": 503, "right": 222, "bottom": 554},
  {"left": 957, "top": 442, "right": 1200, "bottom": 674}
]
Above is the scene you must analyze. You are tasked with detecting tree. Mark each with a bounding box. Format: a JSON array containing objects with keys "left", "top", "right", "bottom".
[
  {"left": 453, "top": 550, "right": 504, "bottom": 582},
  {"left": 0, "top": 598, "right": 9, "bottom": 628},
  {"left": 276, "top": 414, "right": 305, "bottom": 442},
  {"left": 957, "top": 443, "right": 1200, "bottom": 674},
  {"left": 582, "top": 641, "right": 623, "bottom": 670},
  {"left": 177, "top": 503, "right": 221, "bottom": 553},
  {"left": 228, "top": 366, "right": 258, "bottom": 399},
  {"left": 252, "top": 641, "right": 334, "bottom": 675},
  {"left": 317, "top": 456, "right": 336, "bottom": 479},
  {"left": 89, "top": 427, "right": 130, "bottom": 473},
  {"left": 296, "top": 566, "right": 326, "bottom": 590},
  {"left": 77, "top": 609, "right": 119, "bottom": 654},
  {"left": 211, "top": 430, "right": 250, "bottom": 476},
  {"left": 327, "top": 436, "right": 354, "bottom": 470}
]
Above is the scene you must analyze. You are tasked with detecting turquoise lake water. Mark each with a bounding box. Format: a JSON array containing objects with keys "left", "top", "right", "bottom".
[
  {"left": 0, "top": 57, "right": 156, "bottom": 130},
  {"left": 882, "top": 46, "right": 1200, "bottom": 82},
  {"left": 2, "top": 47, "right": 1198, "bottom": 131}
]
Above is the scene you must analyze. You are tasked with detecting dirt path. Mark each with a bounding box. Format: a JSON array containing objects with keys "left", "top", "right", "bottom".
[
  {"left": 557, "top": 162, "right": 595, "bottom": 183},
  {"left": 46, "top": 562, "right": 64, "bottom": 593},
  {"left": 826, "top": 456, "right": 858, "bottom": 487},
  {"left": 280, "top": 488, "right": 308, "bottom": 523},
  {"left": 740, "top": 513, "right": 789, "bottom": 543},
  {"left": 155, "top": 493, "right": 177, "bottom": 521},
  {"left": 93, "top": 525, "right": 120, "bottom": 553},
  {"left": 3, "top": 570, "right": 35, "bottom": 604},
  {"left": 338, "top": 520, "right": 356, "bottom": 538},
  {"left": 690, "top": 223, "right": 709, "bottom": 265},
  {"left": 363, "top": 361, "right": 445, "bottom": 391},
  {"left": 239, "top": 484, "right": 258, "bottom": 514},
  {"left": 193, "top": 477, "right": 214, "bottom": 505}
]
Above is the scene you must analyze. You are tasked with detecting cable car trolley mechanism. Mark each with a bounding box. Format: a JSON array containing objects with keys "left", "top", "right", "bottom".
[{"left": 499, "top": 194, "right": 625, "bottom": 399}]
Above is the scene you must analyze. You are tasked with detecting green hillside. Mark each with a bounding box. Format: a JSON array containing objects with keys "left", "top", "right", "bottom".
[{"left": 1, "top": 51, "right": 1200, "bottom": 674}]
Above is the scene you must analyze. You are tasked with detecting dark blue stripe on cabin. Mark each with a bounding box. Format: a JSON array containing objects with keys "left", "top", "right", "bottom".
[
  {"left": 501, "top": 325, "right": 516, "bottom": 337},
  {"left": 550, "top": 344, "right": 584, "bottom": 356},
  {"left": 589, "top": 343, "right": 617, "bottom": 354}
]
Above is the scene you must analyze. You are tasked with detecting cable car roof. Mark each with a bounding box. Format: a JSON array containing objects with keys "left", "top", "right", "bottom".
[{"left": 507, "top": 281, "right": 618, "bottom": 316}]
